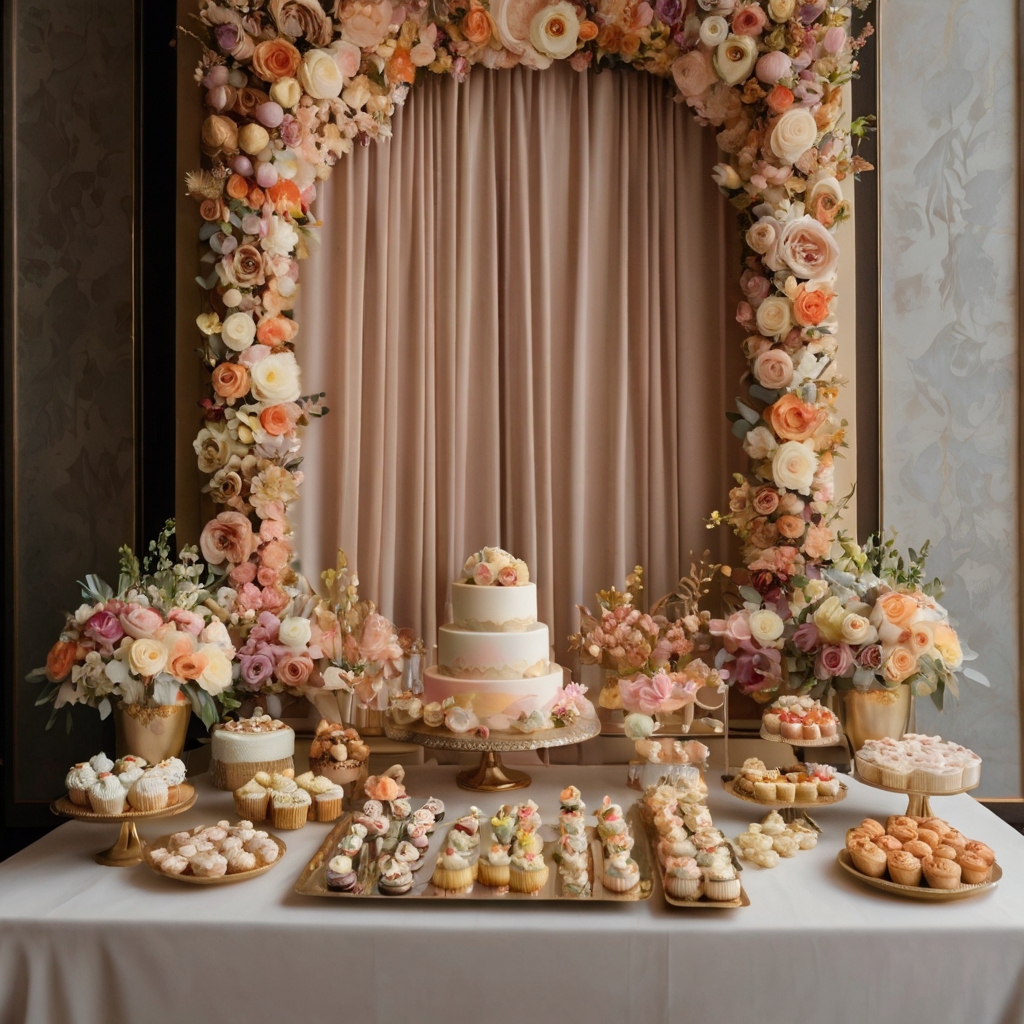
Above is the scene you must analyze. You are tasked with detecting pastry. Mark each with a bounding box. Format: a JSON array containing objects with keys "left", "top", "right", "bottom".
[
  {"left": 931, "top": 844, "right": 958, "bottom": 861},
  {"left": 309, "top": 720, "right": 370, "bottom": 787},
  {"left": 190, "top": 851, "right": 228, "bottom": 878},
  {"left": 88, "top": 773, "right": 127, "bottom": 815},
  {"left": 477, "top": 844, "right": 512, "bottom": 888},
  {"left": 849, "top": 841, "right": 887, "bottom": 878},
  {"left": 663, "top": 856, "right": 702, "bottom": 899},
  {"left": 432, "top": 847, "right": 474, "bottom": 892},
  {"left": 921, "top": 855, "right": 962, "bottom": 889},
  {"left": 957, "top": 851, "right": 992, "bottom": 884},
  {"left": 234, "top": 778, "right": 270, "bottom": 821},
  {"left": 127, "top": 773, "right": 169, "bottom": 812},
  {"left": 601, "top": 851, "right": 639, "bottom": 893},
  {"left": 65, "top": 763, "right": 98, "bottom": 806},
  {"left": 859, "top": 818, "right": 886, "bottom": 838},
  {"left": 964, "top": 840, "right": 996, "bottom": 866},
  {"left": 703, "top": 864, "right": 740, "bottom": 902},
  {"left": 774, "top": 781, "right": 796, "bottom": 802},
  {"left": 887, "top": 822, "right": 918, "bottom": 844},
  {"left": 873, "top": 834, "right": 903, "bottom": 853},
  {"left": 753, "top": 781, "right": 777, "bottom": 802},
  {"left": 794, "top": 780, "right": 818, "bottom": 802},
  {"left": 901, "top": 840, "right": 933, "bottom": 860},
  {"left": 886, "top": 850, "right": 923, "bottom": 886},
  {"left": 377, "top": 855, "right": 414, "bottom": 895},
  {"left": 270, "top": 789, "right": 311, "bottom": 830},
  {"left": 326, "top": 854, "right": 358, "bottom": 892}
]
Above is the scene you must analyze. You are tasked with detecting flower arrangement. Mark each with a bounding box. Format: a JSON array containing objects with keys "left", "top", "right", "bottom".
[
  {"left": 460, "top": 547, "right": 530, "bottom": 587},
  {"left": 31, "top": 522, "right": 241, "bottom": 730}
]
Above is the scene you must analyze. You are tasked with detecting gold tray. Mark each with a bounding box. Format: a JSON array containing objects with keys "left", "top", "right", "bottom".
[
  {"left": 759, "top": 724, "right": 844, "bottom": 747},
  {"left": 643, "top": 821, "right": 749, "bottom": 909},
  {"left": 723, "top": 777, "right": 847, "bottom": 811},
  {"left": 143, "top": 831, "right": 287, "bottom": 885},
  {"left": 851, "top": 771, "right": 979, "bottom": 818},
  {"left": 837, "top": 849, "right": 1001, "bottom": 902},
  {"left": 294, "top": 802, "right": 653, "bottom": 902}
]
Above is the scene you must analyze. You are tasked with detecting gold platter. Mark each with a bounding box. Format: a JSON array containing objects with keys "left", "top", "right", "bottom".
[
  {"left": 837, "top": 849, "right": 1001, "bottom": 902},
  {"left": 51, "top": 784, "right": 198, "bottom": 867},
  {"left": 722, "top": 777, "right": 848, "bottom": 810},
  {"left": 294, "top": 802, "right": 653, "bottom": 902},
  {"left": 642, "top": 820, "right": 749, "bottom": 909},
  {"left": 143, "top": 831, "right": 287, "bottom": 885}
]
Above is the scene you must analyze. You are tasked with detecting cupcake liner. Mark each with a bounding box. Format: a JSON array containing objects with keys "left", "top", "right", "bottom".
[
  {"left": 211, "top": 756, "right": 294, "bottom": 792},
  {"left": 127, "top": 785, "right": 169, "bottom": 813},
  {"left": 68, "top": 787, "right": 91, "bottom": 807},
  {"left": 235, "top": 792, "right": 269, "bottom": 822},
  {"left": 879, "top": 766, "right": 911, "bottom": 789},
  {"left": 270, "top": 801, "right": 309, "bottom": 830},
  {"left": 89, "top": 792, "right": 127, "bottom": 815},
  {"left": 509, "top": 864, "right": 549, "bottom": 893},
  {"left": 477, "top": 861, "right": 510, "bottom": 887},
  {"left": 431, "top": 866, "right": 474, "bottom": 892},
  {"left": 704, "top": 877, "right": 741, "bottom": 901},
  {"left": 665, "top": 875, "right": 701, "bottom": 899},
  {"left": 315, "top": 793, "right": 343, "bottom": 823}
]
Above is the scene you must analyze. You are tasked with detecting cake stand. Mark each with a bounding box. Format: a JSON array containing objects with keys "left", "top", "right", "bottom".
[
  {"left": 852, "top": 771, "right": 978, "bottom": 818},
  {"left": 50, "top": 784, "right": 198, "bottom": 867},
  {"left": 384, "top": 717, "right": 600, "bottom": 792},
  {"left": 721, "top": 776, "right": 847, "bottom": 827}
]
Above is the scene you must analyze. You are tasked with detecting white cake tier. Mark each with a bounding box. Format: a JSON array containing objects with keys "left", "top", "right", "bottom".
[
  {"left": 437, "top": 622, "right": 550, "bottom": 679},
  {"left": 210, "top": 725, "right": 295, "bottom": 764},
  {"left": 422, "top": 665, "right": 565, "bottom": 719},
  {"left": 451, "top": 581, "right": 537, "bottom": 632}
]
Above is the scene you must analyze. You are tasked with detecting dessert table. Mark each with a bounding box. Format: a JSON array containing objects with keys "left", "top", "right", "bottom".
[{"left": 2, "top": 766, "right": 1024, "bottom": 1024}]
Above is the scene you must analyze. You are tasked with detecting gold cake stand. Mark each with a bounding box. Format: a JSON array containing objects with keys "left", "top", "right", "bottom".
[
  {"left": 852, "top": 771, "right": 979, "bottom": 818},
  {"left": 384, "top": 716, "right": 600, "bottom": 792}
]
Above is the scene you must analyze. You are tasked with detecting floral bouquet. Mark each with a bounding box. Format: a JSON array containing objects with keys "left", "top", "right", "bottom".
[
  {"left": 31, "top": 521, "right": 240, "bottom": 730},
  {"left": 460, "top": 546, "right": 530, "bottom": 587}
]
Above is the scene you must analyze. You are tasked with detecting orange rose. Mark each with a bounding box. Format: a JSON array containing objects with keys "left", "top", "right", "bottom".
[
  {"left": 597, "top": 24, "right": 623, "bottom": 51},
  {"left": 766, "top": 85, "right": 794, "bottom": 114},
  {"left": 883, "top": 646, "right": 918, "bottom": 685},
  {"left": 775, "top": 515, "right": 805, "bottom": 540},
  {"left": 248, "top": 186, "right": 266, "bottom": 210},
  {"left": 257, "top": 315, "right": 298, "bottom": 347},
  {"left": 876, "top": 591, "right": 918, "bottom": 628},
  {"left": 578, "top": 19, "right": 598, "bottom": 40},
  {"left": 620, "top": 32, "right": 641, "bottom": 56},
  {"left": 768, "top": 393, "right": 827, "bottom": 442},
  {"left": 267, "top": 179, "right": 302, "bottom": 216},
  {"left": 252, "top": 38, "right": 302, "bottom": 82},
  {"left": 199, "top": 199, "right": 226, "bottom": 222},
  {"left": 461, "top": 7, "right": 492, "bottom": 44},
  {"left": 171, "top": 651, "right": 209, "bottom": 681},
  {"left": 807, "top": 191, "right": 847, "bottom": 228},
  {"left": 226, "top": 174, "right": 250, "bottom": 200},
  {"left": 46, "top": 640, "right": 78, "bottom": 681},
  {"left": 792, "top": 283, "right": 834, "bottom": 327},
  {"left": 386, "top": 47, "right": 416, "bottom": 86},
  {"left": 802, "top": 523, "right": 833, "bottom": 559},
  {"left": 212, "top": 361, "right": 250, "bottom": 401},
  {"left": 365, "top": 774, "right": 401, "bottom": 802},
  {"left": 260, "top": 402, "right": 301, "bottom": 436}
]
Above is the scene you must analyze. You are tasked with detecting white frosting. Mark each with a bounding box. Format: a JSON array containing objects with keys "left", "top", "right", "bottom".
[
  {"left": 437, "top": 623, "right": 551, "bottom": 679},
  {"left": 450, "top": 582, "right": 537, "bottom": 632},
  {"left": 422, "top": 665, "right": 565, "bottom": 719},
  {"left": 211, "top": 725, "right": 295, "bottom": 764}
]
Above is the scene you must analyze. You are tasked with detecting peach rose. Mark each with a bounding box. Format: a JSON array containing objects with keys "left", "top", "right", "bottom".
[
  {"left": 462, "top": 6, "right": 492, "bottom": 44},
  {"left": 792, "top": 283, "right": 833, "bottom": 327},
  {"left": 752, "top": 486, "right": 779, "bottom": 515},
  {"left": 200, "top": 511, "right": 258, "bottom": 566},
  {"left": 252, "top": 38, "right": 302, "bottom": 82},
  {"left": 171, "top": 649, "right": 209, "bottom": 682},
  {"left": 120, "top": 604, "right": 165, "bottom": 639},
  {"left": 226, "top": 174, "right": 250, "bottom": 200},
  {"left": 257, "top": 315, "right": 298, "bottom": 347},
  {"left": 807, "top": 190, "right": 846, "bottom": 228},
  {"left": 257, "top": 566, "right": 279, "bottom": 587},
  {"left": 212, "top": 362, "right": 250, "bottom": 401},
  {"left": 260, "top": 402, "right": 301, "bottom": 436},
  {"left": 46, "top": 640, "right": 78, "bottom": 681},
  {"left": 364, "top": 774, "right": 401, "bottom": 801},
  {"left": 268, "top": 179, "right": 303, "bottom": 216},
  {"left": 768, "top": 393, "right": 827, "bottom": 442},
  {"left": 338, "top": 0, "right": 393, "bottom": 49},
  {"left": 597, "top": 24, "right": 624, "bottom": 51},
  {"left": 753, "top": 349, "right": 794, "bottom": 390},
  {"left": 386, "top": 47, "right": 416, "bottom": 85},
  {"left": 620, "top": 32, "right": 641, "bottom": 56},
  {"left": 275, "top": 650, "right": 314, "bottom": 687},
  {"left": 230, "top": 561, "right": 257, "bottom": 586},
  {"left": 777, "top": 215, "right": 841, "bottom": 282},
  {"left": 883, "top": 646, "right": 918, "bottom": 685},
  {"left": 578, "top": 19, "right": 598, "bottom": 40},
  {"left": 199, "top": 199, "right": 226, "bottom": 222},
  {"left": 359, "top": 611, "right": 402, "bottom": 665},
  {"left": 875, "top": 591, "right": 918, "bottom": 628},
  {"left": 776, "top": 515, "right": 805, "bottom": 539},
  {"left": 259, "top": 539, "right": 292, "bottom": 570},
  {"left": 802, "top": 523, "right": 833, "bottom": 559},
  {"left": 247, "top": 186, "right": 266, "bottom": 210},
  {"left": 765, "top": 85, "right": 793, "bottom": 114}
]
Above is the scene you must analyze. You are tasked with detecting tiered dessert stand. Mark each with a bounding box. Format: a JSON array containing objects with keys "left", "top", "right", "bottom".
[
  {"left": 852, "top": 771, "right": 979, "bottom": 819},
  {"left": 384, "top": 717, "right": 600, "bottom": 792},
  {"left": 50, "top": 784, "right": 197, "bottom": 867},
  {"left": 721, "top": 776, "right": 848, "bottom": 827}
]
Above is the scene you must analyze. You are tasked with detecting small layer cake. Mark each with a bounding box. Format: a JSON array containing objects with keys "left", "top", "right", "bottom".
[
  {"left": 451, "top": 580, "right": 537, "bottom": 632},
  {"left": 437, "top": 622, "right": 550, "bottom": 679},
  {"left": 210, "top": 716, "right": 295, "bottom": 791}
]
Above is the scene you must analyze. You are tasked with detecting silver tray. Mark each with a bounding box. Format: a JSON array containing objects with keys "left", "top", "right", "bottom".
[{"left": 294, "top": 801, "right": 653, "bottom": 902}]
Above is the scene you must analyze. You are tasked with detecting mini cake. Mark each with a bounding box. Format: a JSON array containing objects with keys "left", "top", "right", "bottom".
[
  {"left": 432, "top": 847, "right": 474, "bottom": 892},
  {"left": 703, "top": 863, "right": 740, "bottom": 902},
  {"left": 326, "top": 854, "right": 358, "bottom": 892},
  {"left": 210, "top": 716, "right": 294, "bottom": 791},
  {"left": 308, "top": 720, "right": 370, "bottom": 790},
  {"left": 377, "top": 855, "right": 414, "bottom": 895},
  {"left": 509, "top": 851, "right": 549, "bottom": 893}
]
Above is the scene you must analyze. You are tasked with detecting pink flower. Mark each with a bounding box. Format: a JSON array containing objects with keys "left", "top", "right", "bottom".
[
  {"left": 119, "top": 604, "right": 164, "bottom": 640},
  {"left": 230, "top": 561, "right": 258, "bottom": 586},
  {"left": 792, "top": 621, "right": 820, "bottom": 653},
  {"left": 167, "top": 608, "right": 205, "bottom": 636},
  {"left": 200, "top": 510, "right": 258, "bottom": 566},
  {"left": 260, "top": 585, "right": 290, "bottom": 615},
  {"left": 497, "top": 565, "right": 518, "bottom": 587},
  {"left": 236, "top": 582, "right": 264, "bottom": 612},
  {"left": 619, "top": 671, "right": 697, "bottom": 716},
  {"left": 814, "top": 642, "right": 855, "bottom": 679},
  {"left": 472, "top": 561, "right": 495, "bottom": 586},
  {"left": 86, "top": 610, "right": 125, "bottom": 648},
  {"left": 856, "top": 643, "right": 883, "bottom": 670},
  {"left": 260, "top": 539, "right": 291, "bottom": 570},
  {"left": 358, "top": 612, "right": 403, "bottom": 670},
  {"left": 257, "top": 566, "right": 279, "bottom": 586},
  {"left": 731, "top": 2, "right": 767, "bottom": 35},
  {"left": 259, "top": 518, "right": 287, "bottom": 542},
  {"left": 708, "top": 611, "right": 752, "bottom": 650},
  {"left": 275, "top": 650, "right": 314, "bottom": 687}
]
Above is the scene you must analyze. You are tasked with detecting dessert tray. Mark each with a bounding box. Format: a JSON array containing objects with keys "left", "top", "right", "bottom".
[
  {"left": 642, "top": 823, "right": 750, "bottom": 910},
  {"left": 144, "top": 831, "right": 287, "bottom": 885},
  {"left": 837, "top": 849, "right": 1001, "bottom": 902},
  {"left": 294, "top": 802, "right": 653, "bottom": 902},
  {"left": 51, "top": 784, "right": 198, "bottom": 867},
  {"left": 722, "top": 777, "right": 848, "bottom": 810},
  {"left": 852, "top": 772, "right": 979, "bottom": 819}
]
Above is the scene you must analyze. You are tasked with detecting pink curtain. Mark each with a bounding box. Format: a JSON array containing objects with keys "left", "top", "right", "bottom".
[{"left": 294, "top": 63, "right": 740, "bottom": 660}]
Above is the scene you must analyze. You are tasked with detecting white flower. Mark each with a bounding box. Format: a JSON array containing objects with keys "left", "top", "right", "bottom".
[
  {"left": 699, "top": 15, "right": 729, "bottom": 47},
  {"left": 746, "top": 216, "right": 784, "bottom": 271},
  {"left": 530, "top": 2, "right": 579, "bottom": 60},
  {"left": 200, "top": 620, "right": 235, "bottom": 655},
  {"left": 297, "top": 49, "right": 344, "bottom": 99},
  {"left": 279, "top": 615, "right": 312, "bottom": 648},
  {"left": 445, "top": 705, "right": 479, "bottom": 734},
  {"left": 808, "top": 174, "right": 843, "bottom": 206},
  {"left": 261, "top": 216, "right": 299, "bottom": 257},
  {"left": 128, "top": 638, "right": 168, "bottom": 678},
  {"left": 712, "top": 163, "right": 742, "bottom": 190},
  {"left": 841, "top": 613, "right": 877, "bottom": 646},
  {"left": 777, "top": 215, "right": 841, "bottom": 282},
  {"left": 772, "top": 440, "right": 818, "bottom": 494},
  {"left": 322, "top": 665, "right": 355, "bottom": 691},
  {"left": 715, "top": 34, "right": 757, "bottom": 86},
  {"left": 743, "top": 425, "right": 778, "bottom": 460},
  {"left": 770, "top": 107, "right": 819, "bottom": 165},
  {"left": 221, "top": 311, "right": 257, "bottom": 352},
  {"left": 342, "top": 75, "right": 373, "bottom": 111},
  {"left": 804, "top": 578, "right": 829, "bottom": 603},
  {"left": 328, "top": 39, "right": 362, "bottom": 79},
  {"left": 768, "top": 0, "right": 795, "bottom": 21},
  {"left": 197, "top": 644, "right": 233, "bottom": 696},
  {"left": 748, "top": 609, "right": 784, "bottom": 644},
  {"left": 251, "top": 351, "right": 302, "bottom": 403},
  {"left": 756, "top": 295, "right": 793, "bottom": 338}
]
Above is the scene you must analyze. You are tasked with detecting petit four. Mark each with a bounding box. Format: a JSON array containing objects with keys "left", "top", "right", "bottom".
[
  {"left": 210, "top": 715, "right": 295, "bottom": 792},
  {"left": 855, "top": 734, "right": 982, "bottom": 793},
  {"left": 147, "top": 819, "right": 279, "bottom": 878},
  {"left": 553, "top": 787, "right": 591, "bottom": 896},
  {"left": 762, "top": 695, "right": 839, "bottom": 742},
  {"left": 732, "top": 758, "right": 843, "bottom": 805},
  {"left": 734, "top": 810, "right": 817, "bottom": 871},
  {"left": 326, "top": 854, "right": 358, "bottom": 892},
  {"left": 378, "top": 855, "right": 414, "bottom": 895}
]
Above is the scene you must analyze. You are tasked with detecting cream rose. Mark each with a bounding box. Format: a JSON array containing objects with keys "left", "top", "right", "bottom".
[
  {"left": 699, "top": 15, "right": 729, "bottom": 47},
  {"left": 238, "top": 123, "right": 271, "bottom": 156},
  {"left": 772, "top": 440, "right": 817, "bottom": 495},
  {"left": 270, "top": 76, "right": 303, "bottom": 108},
  {"left": 339, "top": 0, "right": 393, "bottom": 49},
  {"left": 251, "top": 351, "right": 302, "bottom": 403},
  {"left": 279, "top": 615, "right": 313, "bottom": 648},
  {"left": 841, "top": 612, "right": 877, "bottom": 646},
  {"left": 712, "top": 163, "right": 743, "bottom": 190},
  {"left": 755, "top": 295, "right": 793, "bottom": 338},
  {"left": 128, "top": 639, "right": 168, "bottom": 678},
  {"left": 770, "top": 107, "right": 819, "bottom": 165},
  {"left": 298, "top": 49, "right": 345, "bottom": 99},
  {"left": 804, "top": 578, "right": 829, "bottom": 604},
  {"left": 746, "top": 216, "right": 783, "bottom": 271},
  {"left": 777, "top": 215, "right": 841, "bottom": 281},
  {"left": 221, "top": 311, "right": 257, "bottom": 352},
  {"left": 328, "top": 39, "right": 363, "bottom": 78},
  {"left": 530, "top": 2, "right": 579, "bottom": 60},
  {"left": 342, "top": 75, "right": 372, "bottom": 110},
  {"left": 748, "top": 609, "right": 784, "bottom": 644},
  {"left": 715, "top": 34, "right": 757, "bottom": 86},
  {"left": 197, "top": 644, "right": 234, "bottom": 696},
  {"left": 812, "top": 595, "right": 846, "bottom": 643},
  {"left": 753, "top": 349, "right": 794, "bottom": 389},
  {"left": 933, "top": 623, "right": 963, "bottom": 670},
  {"left": 672, "top": 49, "right": 717, "bottom": 99},
  {"left": 743, "top": 425, "right": 778, "bottom": 460},
  {"left": 768, "top": 0, "right": 795, "bottom": 20}
]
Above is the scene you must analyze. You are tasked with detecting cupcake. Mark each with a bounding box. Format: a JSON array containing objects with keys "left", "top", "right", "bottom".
[
  {"left": 887, "top": 850, "right": 923, "bottom": 886},
  {"left": 127, "top": 773, "right": 169, "bottom": 812},
  {"left": 234, "top": 779, "right": 270, "bottom": 822},
  {"left": 513, "top": 828, "right": 544, "bottom": 857},
  {"left": 114, "top": 755, "right": 147, "bottom": 775},
  {"left": 887, "top": 823, "right": 918, "bottom": 845},
  {"left": 315, "top": 786, "right": 345, "bottom": 823},
  {"left": 902, "top": 840, "right": 933, "bottom": 861},
  {"left": 153, "top": 757, "right": 187, "bottom": 785},
  {"left": 703, "top": 864, "right": 741, "bottom": 902},
  {"left": 957, "top": 851, "right": 992, "bottom": 884},
  {"left": 89, "top": 752, "right": 114, "bottom": 774},
  {"left": 432, "top": 847, "right": 474, "bottom": 892},
  {"left": 510, "top": 851, "right": 550, "bottom": 894},
  {"left": 326, "top": 854, "right": 358, "bottom": 892},
  {"left": 295, "top": 772, "right": 335, "bottom": 820},
  {"left": 849, "top": 841, "right": 887, "bottom": 878},
  {"left": 595, "top": 797, "right": 626, "bottom": 839},
  {"left": 65, "top": 763, "right": 98, "bottom": 806},
  {"left": 873, "top": 834, "right": 903, "bottom": 853},
  {"left": 88, "top": 773, "right": 127, "bottom": 815},
  {"left": 916, "top": 828, "right": 941, "bottom": 850},
  {"left": 922, "top": 855, "right": 962, "bottom": 889},
  {"left": 270, "top": 789, "right": 311, "bottom": 830},
  {"left": 377, "top": 855, "right": 414, "bottom": 895},
  {"left": 477, "top": 844, "right": 512, "bottom": 888},
  {"left": 779, "top": 720, "right": 804, "bottom": 742},
  {"left": 761, "top": 712, "right": 782, "bottom": 735},
  {"left": 663, "top": 856, "right": 702, "bottom": 900},
  {"left": 932, "top": 844, "right": 958, "bottom": 862}
]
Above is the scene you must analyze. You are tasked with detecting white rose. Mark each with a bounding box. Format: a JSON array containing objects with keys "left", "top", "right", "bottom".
[
  {"left": 748, "top": 609, "right": 784, "bottom": 644},
  {"left": 270, "top": 76, "right": 302, "bottom": 108},
  {"left": 328, "top": 40, "right": 362, "bottom": 79},
  {"left": 530, "top": 2, "right": 579, "bottom": 60},
  {"left": 770, "top": 107, "right": 819, "bottom": 165},
  {"left": 743, "top": 425, "right": 778, "bottom": 460},
  {"left": 777, "top": 215, "right": 841, "bottom": 282},
  {"left": 808, "top": 174, "right": 843, "bottom": 206},
  {"left": 221, "top": 311, "right": 256, "bottom": 352},
  {"left": 756, "top": 295, "right": 793, "bottom": 338},
  {"left": 297, "top": 48, "right": 344, "bottom": 99},
  {"left": 201, "top": 620, "right": 235, "bottom": 655},
  {"left": 699, "top": 15, "right": 729, "bottom": 47},
  {"left": 768, "top": 0, "right": 795, "bottom": 20},
  {"left": 322, "top": 665, "right": 355, "bottom": 691},
  {"left": 128, "top": 639, "right": 168, "bottom": 678},
  {"left": 715, "top": 34, "right": 757, "bottom": 86},
  {"left": 804, "top": 578, "right": 829, "bottom": 603},
  {"left": 772, "top": 440, "right": 818, "bottom": 495},
  {"left": 841, "top": 613, "right": 877, "bottom": 646},
  {"left": 746, "top": 216, "right": 784, "bottom": 271},
  {"left": 278, "top": 615, "right": 312, "bottom": 648},
  {"left": 197, "top": 644, "right": 233, "bottom": 696},
  {"left": 712, "top": 162, "right": 742, "bottom": 190},
  {"left": 251, "top": 351, "right": 302, "bottom": 403}
]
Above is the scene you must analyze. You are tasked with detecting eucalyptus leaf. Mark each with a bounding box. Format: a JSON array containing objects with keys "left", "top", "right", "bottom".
[
  {"left": 748, "top": 385, "right": 778, "bottom": 405},
  {"left": 731, "top": 419, "right": 752, "bottom": 439},
  {"left": 735, "top": 399, "right": 760, "bottom": 425},
  {"left": 738, "top": 585, "right": 762, "bottom": 605},
  {"left": 198, "top": 221, "right": 219, "bottom": 241},
  {"left": 962, "top": 667, "right": 990, "bottom": 687}
]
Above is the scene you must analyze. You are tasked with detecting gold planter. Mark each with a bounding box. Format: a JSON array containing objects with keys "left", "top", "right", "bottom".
[
  {"left": 114, "top": 702, "right": 191, "bottom": 763},
  {"left": 837, "top": 684, "right": 912, "bottom": 753}
]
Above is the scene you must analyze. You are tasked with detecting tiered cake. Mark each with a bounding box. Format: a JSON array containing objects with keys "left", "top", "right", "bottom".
[{"left": 421, "top": 548, "right": 566, "bottom": 722}]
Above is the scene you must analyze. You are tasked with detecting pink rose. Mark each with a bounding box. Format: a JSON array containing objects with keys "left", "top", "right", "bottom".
[
  {"left": 731, "top": 2, "right": 767, "bottom": 35},
  {"left": 259, "top": 518, "right": 287, "bottom": 542},
  {"left": 814, "top": 642, "right": 854, "bottom": 679},
  {"left": 230, "top": 561, "right": 258, "bottom": 586},
  {"left": 236, "top": 582, "right": 264, "bottom": 612},
  {"left": 260, "top": 585, "right": 290, "bottom": 616},
  {"left": 753, "top": 349, "right": 794, "bottom": 390},
  {"left": 472, "top": 561, "right": 495, "bottom": 586},
  {"left": 792, "top": 621, "right": 820, "bottom": 653},
  {"left": 752, "top": 487, "right": 780, "bottom": 516},
  {"left": 672, "top": 49, "right": 717, "bottom": 99},
  {"left": 777, "top": 216, "right": 841, "bottom": 282},
  {"left": 497, "top": 565, "right": 518, "bottom": 587},
  {"left": 275, "top": 650, "right": 314, "bottom": 687},
  {"left": 337, "top": 0, "right": 393, "bottom": 49},
  {"left": 856, "top": 643, "right": 883, "bottom": 670},
  {"left": 260, "top": 539, "right": 291, "bottom": 570},
  {"left": 257, "top": 566, "right": 280, "bottom": 586},
  {"left": 119, "top": 604, "right": 164, "bottom": 640},
  {"left": 86, "top": 610, "right": 125, "bottom": 648},
  {"left": 167, "top": 608, "right": 205, "bottom": 636},
  {"left": 200, "top": 511, "right": 258, "bottom": 566},
  {"left": 756, "top": 50, "right": 791, "bottom": 84},
  {"left": 359, "top": 612, "right": 402, "bottom": 666},
  {"left": 823, "top": 26, "right": 846, "bottom": 54}
]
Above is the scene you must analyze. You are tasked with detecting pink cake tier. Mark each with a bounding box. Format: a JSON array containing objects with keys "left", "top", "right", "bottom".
[{"left": 422, "top": 665, "right": 566, "bottom": 720}]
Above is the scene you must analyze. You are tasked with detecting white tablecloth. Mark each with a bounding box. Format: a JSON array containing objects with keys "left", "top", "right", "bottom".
[{"left": 2, "top": 765, "right": 1024, "bottom": 1024}]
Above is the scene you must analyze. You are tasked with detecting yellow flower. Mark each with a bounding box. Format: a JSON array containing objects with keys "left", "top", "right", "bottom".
[{"left": 812, "top": 595, "right": 846, "bottom": 643}]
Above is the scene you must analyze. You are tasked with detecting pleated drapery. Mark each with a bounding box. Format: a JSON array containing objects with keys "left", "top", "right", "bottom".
[{"left": 294, "top": 62, "right": 740, "bottom": 660}]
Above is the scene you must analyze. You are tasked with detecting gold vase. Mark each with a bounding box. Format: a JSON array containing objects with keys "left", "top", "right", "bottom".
[
  {"left": 837, "top": 684, "right": 912, "bottom": 753},
  {"left": 114, "top": 702, "right": 191, "bottom": 762}
]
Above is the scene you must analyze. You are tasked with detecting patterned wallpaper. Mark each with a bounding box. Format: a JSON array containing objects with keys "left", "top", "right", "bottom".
[
  {"left": 9, "top": 2, "right": 135, "bottom": 810},
  {"left": 879, "top": 0, "right": 1019, "bottom": 794}
]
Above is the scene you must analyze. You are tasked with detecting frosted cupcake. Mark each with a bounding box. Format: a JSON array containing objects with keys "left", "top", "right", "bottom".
[
  {"left": 703, "top": 863, "right": 740, "bottom": 902},
  {"left": 315, "top": 786, "right": 345, "bottom": 823},
  {"left": 127, "top": 773, "right": 169, "bottom": 812},
  {"left": 89, "top": 752, "right": 115, "bottom": 774},
  {"left": 509, "top": 851, "right": 549, "bottom": 894},
  {"left": 601, "top": 850, "right": 640, "bottom": 893},
  {"left": 88, "top": 773, "right": 127, "bottom": 815},
  {"left": 595, "top": 798, "right": 627, "bottom": 839},
  {"left": 663, "top": 856, "right": 702, "bottom": 900},
  {"left": 432, "top": 847, "right": 474, "bottom": 892},
  {"left": 477, "top": 844, "right": 512, "bottom": 888},
  {"left": 270, "top": 789, "right": 311, "bottom": 830},
  {"left": 65, "top": 763, "right": 97, "bottom": 806},
  {"left": 234, "top": 779, "right": 270, "bottom": 822}
]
